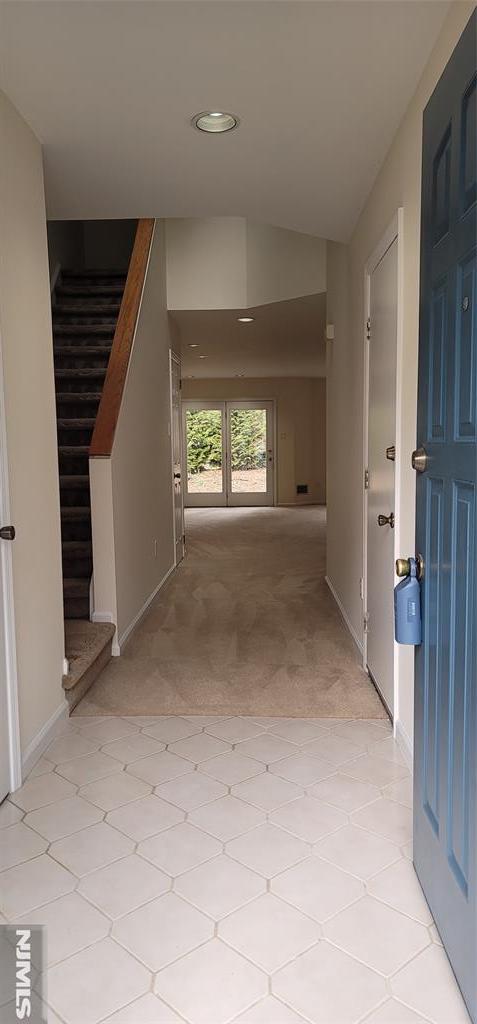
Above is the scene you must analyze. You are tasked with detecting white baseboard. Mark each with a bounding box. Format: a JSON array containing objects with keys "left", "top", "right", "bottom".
[
  {"left": 395, "top": 719, "right": 413, "bottom": 773},
  {"left": 21, "top": 699, "right": 69, "bottom": 782},
  {"left": 325, "top": 575, "right": 364, "bottom": 655},
  {"left": 117, "top": 564, "right": 176, "bottom": 654}
]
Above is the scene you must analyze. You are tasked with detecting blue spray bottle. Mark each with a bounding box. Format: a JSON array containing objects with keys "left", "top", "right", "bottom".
[{"left": 394, "top": 557, "right": 422, "bottom": 645}]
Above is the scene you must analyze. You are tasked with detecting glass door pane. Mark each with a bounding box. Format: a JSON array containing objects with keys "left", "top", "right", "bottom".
[
  {"left": 230, "top": 408, "right": 267, "bottom": 493},
  {"left": 183, "top": 404, "right": 226, "bottom": 506},
  {"left": 226, "top": 401, "right": 274, "bottom": 506}
]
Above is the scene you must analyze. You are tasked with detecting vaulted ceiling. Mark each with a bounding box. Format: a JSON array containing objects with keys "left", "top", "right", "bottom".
[{"left": 0, "top": 1, "right": 450, "bottom": 240}]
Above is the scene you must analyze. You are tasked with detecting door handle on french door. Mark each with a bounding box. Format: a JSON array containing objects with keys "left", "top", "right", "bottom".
[
  {"left": 0, "top": 525, "right": 15, "bottom": 540},
  {"left": 378, "top": 513, "right": 395, "bottom": 528},
  {"left": 412, "top": 447, "right": 428, "bottom": 473}
]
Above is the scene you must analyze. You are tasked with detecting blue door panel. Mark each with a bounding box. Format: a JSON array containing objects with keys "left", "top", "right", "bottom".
[{"left": 415, "top": 10, "right": 476, "bottom": 1020}]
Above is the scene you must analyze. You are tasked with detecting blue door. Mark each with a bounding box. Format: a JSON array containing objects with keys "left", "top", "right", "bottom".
[{"left": 414, "top": 10, "right": 476, "bottom": 1019}]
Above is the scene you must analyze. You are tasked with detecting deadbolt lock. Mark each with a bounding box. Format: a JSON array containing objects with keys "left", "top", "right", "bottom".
[{"left": 412, "top": 447, "right": 428, "bottom": 473}]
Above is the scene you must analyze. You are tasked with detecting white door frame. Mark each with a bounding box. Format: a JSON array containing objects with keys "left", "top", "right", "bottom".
[
  {"left": 363, "top": 209, "right": 405, "bottom": 727},
  {"left": 169, "top": 349, "right": 185, "bottom": 565},
  {"left": 0, "top": 323, "right": 21, "bottom": 793}
]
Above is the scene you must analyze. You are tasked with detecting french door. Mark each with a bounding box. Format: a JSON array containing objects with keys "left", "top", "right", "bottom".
[
  {"left": 183, "top": 400, "right": 275, "bottom": 507},
  {"left": 414, "top": 10, "right": 476, "bottom": 1020}
]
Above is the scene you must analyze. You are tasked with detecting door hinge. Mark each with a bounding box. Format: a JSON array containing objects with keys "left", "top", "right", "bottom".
[
  {"left": 366, "top": 318, "right": 371, "bottom": 340},
  {"left": 363, "top": 612, "right": 369, "bottom": 634},
  {"left": 364, "top": 468, "right": 370, "bottom": 490}
]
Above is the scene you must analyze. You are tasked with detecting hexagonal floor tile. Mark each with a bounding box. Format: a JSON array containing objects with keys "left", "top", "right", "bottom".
[
  {"left": 367, "top": 859, "right": 433, "bottom": 925},
  {"left": 351, "top": 798, "right": 412, "bottom": 846},
  {"left": 232, "top": 773, "right": 304, "bottom": 812},
  {"left": 168, "top": 733, "right": 231, "bottom": 763},
  {"left": 155, "top": 938, "right": 267, "bottom": 1024},
  {"left": 79, "top": 719, "right": 139, "bottom": 744},
  {"left": 391, "top": 945, "right": 471, "bottom": 1023},
  {"left": 24, "top": 796, "right": 103, "bottom": 842},
  {"left": 269, "top": 720, "right": 329, "bottom": 745},
  {"left": 308, "top": 774, "right": 380, "bottom": 812},
  {"left": 0, "top": 854, "right": 76, "bottom": 919},
  {"left": 18, "top": 892, "right": 109, "bottom": 966},
  {"left": 138, "top": 822, "right": 221, "bottom": 876},
  {"left": 273, "top": 941, "right": 386, "bottom": 1024},
  {"left": 9, "top": 774, "right": 76, "bottom": 812},
  {"left": 155, "top": 772, "right": 228, "bottom": 811},
  {"left": 113, "top": 892, "right": 213, "bottom": 970},
  {"left": 236, "top": 735, "right": 298, "bottom": 764},
  {"left": 271, "top": 856, "right": 364, "bottom": 923},
  {"left": 201, "top": 751, "right": 264, "bottom": 786},
  {"left": 106, "top": 794, "right": 184, "bottom": 841},
  {"left": 78, "top": 853, "right": 170, "bottom": 918},
  {"left": 100, "top": 733, "right": 166, "bottom": 764},
  {"left": 226, "top": 823, "right": 309, "bottom": 878},
  {"left": 363, "top": 998, "right": 431, "bottom": 1022},
  {"left": 102, "top": 993, "right": 182, "bottom": 1023},
  {"left": 384, "top": 777, "right": 413, "bottom": 808},
  {"left": 126, "top": 750, "right": 193, "bottom": 785},
  {"left": 270, "top": 754, "right": 334, "bottom": 787},
  {"left": 189, "top": 795, "right": 265, "bottom": 842},
  {"left": 44, "top": 732, "right": 100, "bottom": 764},
  {"left": 341, "top": 755, "right": 409, "bottom": 788},
  {"left": 324, "top": 895, "right": 429, "bottom": 975},
  {"left": 233, "top": 995, "right": 307, "bottom": 1022},
  {"left": 175, "top": 853, "right": 265, "bottom": 919},
  {"left": 142, "top": 716, "right": 203, "bottom": 743},
  {"left": 0, "top": 822, "right": 48, "bottom": 870},
  {"left": 206, "top": 717, "right": 265, "bottom": 743},
  {"left": 49, "top": 822, "right": 134, "bottom": 876},
  {"left": 48, "top": 937, "right": 150, "bottom": 1024},
  {"left": 0, "top": 801, "right": 23, "bottom": 828},
  {"left": 333, "top": 721, "right": 392, "bottom": 745},
  {"left": 314, "top": 824, "right": 401, "bottom": 879},
  {"left": 56, "top": 751, "right": 123, "bottom": 787},
  {"left": 302, "top": 734, "right": 366, "bottom": 766},
  {"left": 270, "top": 796, "right": 347, "bottom": 843},
  {"left": 219, "top": 893, "right": 320, "bottom": 972},
  {"left": 79, "top": 772, "right": 151, "bottom": 811}
]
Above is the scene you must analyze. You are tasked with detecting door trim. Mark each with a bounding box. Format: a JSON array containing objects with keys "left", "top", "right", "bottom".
[
  {"left": 362, "top": 209, "right": 405, "bottom": 726},
  {"left": 169, "top": 349, "right": 184, "bottom": 566},
  {"left": 0, "top": 319, "right": 21, "bottom": 793}
]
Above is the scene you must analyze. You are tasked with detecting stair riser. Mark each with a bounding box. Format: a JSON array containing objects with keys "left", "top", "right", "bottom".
[
  {"left": 59, "top": 453, "right": 89, "bottom": 475},
  {"left": 61, "top": 521, "right": 92, "bottom": 543},
  {"left": 60, "top": 488, "right": 91, "bottom": 508},
  {"left": 57, "top": 396, "right": 100, "bottom": 414},
  {"left": 55, "top": 379, "right": 105, "bottom": 394},
  {"left": 62, "top": 557, "right": 93, "bottom": 579},
  {"left": 64, "top": 597, "right": 90, "bottom": 619},
  {"left": 54, "top": 353, "right": 110, "bottom": 370}
]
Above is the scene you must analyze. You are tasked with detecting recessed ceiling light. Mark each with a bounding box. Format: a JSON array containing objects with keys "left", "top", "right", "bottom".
[
  {"left": 238, "top": 316, "right": 254, "bottom": 323},
  {"left": 192, "top": 111, "right": 239, "bottom": 134},
  {"left": 188, "top": 343, "right": 199, "bottom": 348}
]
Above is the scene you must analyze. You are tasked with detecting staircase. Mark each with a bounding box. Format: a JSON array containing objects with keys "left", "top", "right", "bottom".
[{"left": 52, "top": 268, "right": 127, "bottom": 619}]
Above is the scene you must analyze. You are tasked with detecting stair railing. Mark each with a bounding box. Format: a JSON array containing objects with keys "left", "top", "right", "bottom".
[{"left": 89, "top": 218, "right": 155, "bottom": 457}]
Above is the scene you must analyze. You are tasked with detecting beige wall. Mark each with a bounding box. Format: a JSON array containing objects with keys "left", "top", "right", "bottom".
[
  {"left": 326, "top": 2, "right": 475, "bottom": 752},
  {"left": 182, "top": 377, "right": 326, "bottom": 505},
  {"left": 91, "top": 221, "right": 175, "bottom": 647},
  {"left": 0, "top": 91, "right": 65, "bottom": 756}
]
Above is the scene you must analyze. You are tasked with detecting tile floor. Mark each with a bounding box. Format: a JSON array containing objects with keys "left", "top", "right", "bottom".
[{"left": 0, "top": 715, "right": 470, "bottom": 1024}]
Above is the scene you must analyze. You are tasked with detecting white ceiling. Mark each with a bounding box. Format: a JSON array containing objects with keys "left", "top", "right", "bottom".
[
  {"left": 171, "top": 292, "right": 327, "bottom": 378},
  {"left": 0, "top": 1, "right": 449, "bottom": 241}
]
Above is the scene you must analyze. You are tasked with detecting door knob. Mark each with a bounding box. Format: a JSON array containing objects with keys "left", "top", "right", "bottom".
[
  {"left": 396, "top": 554, "right": 424, "bottom": 579},
  {"left": 378, "top": 513, "right": 395, "bottom": 528},
  {"left": 412, "top": 447, "right": 428, "bottom": 473},
  {"left": 0, "top": 525, "right": 15, "bottom": 540},
  {"left": 173, "top": 473, "right": 181, "bottom": 479}
]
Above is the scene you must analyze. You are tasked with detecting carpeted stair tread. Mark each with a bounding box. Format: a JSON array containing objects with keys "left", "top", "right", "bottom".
[
  {"left": 57, "top": 418, "right": 96, "bottom": 430},
  {"left": 56, "top": 392, "right": 102, "bottom": 403},
  {"left": 57, "top": 284, "right": 124, "bottom": 297},
  {"left": 60, "top": 475, "right": 90, "bottom": 488},
  {"left": 58, "top": 446, "right": 89, "bottom": 456},
  {"left": 54, "top": 303, "right": 122, "bottom": 315},
  {"left": 62, "top": 541, "right": 93, "bottom": 556},
  {"left": 54, "top": 346, "right": 112, "bottom": 357},
  {"left": 53, "top": 323, "right": 116, "bottom": 336},
  {"left": 62, "top": 268, "right": 127, "bottom": 279},
  {"left": 61, "top": 507, "right": 91, "bottom": 520},
  {"left": 55, "top": 368, "right": 107, "bottom": 379},
  {"left": 63, "top": 577, "right": 90, "bottom": 597},
  {"left": 63, "top": 621, "right": 116, "bottom": 708}
]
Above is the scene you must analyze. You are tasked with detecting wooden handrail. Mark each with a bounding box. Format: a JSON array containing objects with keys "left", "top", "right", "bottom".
[{"left": 89, "top": 218, "right": 155, "bottom": 457}]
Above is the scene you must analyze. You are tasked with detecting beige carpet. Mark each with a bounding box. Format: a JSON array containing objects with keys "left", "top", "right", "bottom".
[{"left": 74, "top": 506, "right": 387, "bottom": 719}]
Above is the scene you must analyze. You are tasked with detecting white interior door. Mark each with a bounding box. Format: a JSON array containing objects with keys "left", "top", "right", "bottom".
[
  {"left": 366, "top": 236, "right": 398, "bottom": 715},
  {"left": 0, "top": 539, "right": 11, "bottom": 801},
  {"left": 226, "top": 401, "right": 275, "bottom": 507},
  {"left": 170, "top": 352, "right": 185, "bottom": 564}
]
